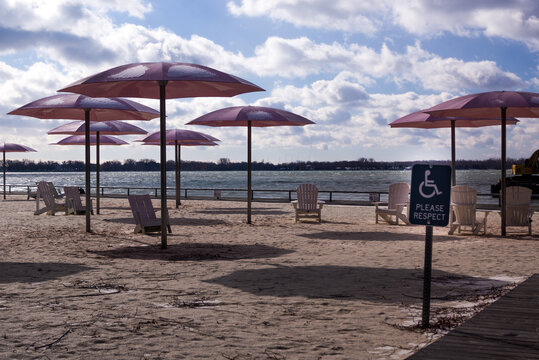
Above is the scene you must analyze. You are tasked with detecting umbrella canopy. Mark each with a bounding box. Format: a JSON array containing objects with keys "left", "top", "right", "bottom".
[
  {"left": 48, "top": 120, "right": 147, "bottom": 214},
  {"left": 138, "top": 129, "right": 220, "bottom": 208},
  {"left": 0, "top": 143, "right": 37, "bottom": 199},
  {"left": 187, "top": 106, "right": 314, "bottom": 127},
  {"left": 424, "top": 90, "right": 539, "bottom": 236},
  {"left": 9, "top": 94, "right": 159, "bottom": 233},
  {"left": 8, "top": 94, "right": 160, "bottom": 121},
  {"left": 58, "top": 61, "right": 264, "bottom": 249},
  {"left": 59, "top": 62, "right": 264, "bottom": 99},
  {"left": 141, "top": 141, "right": 218, "bottom": 146},
  {"left": 390, "top": 111, "right": 519, "bottom": 129},
  {"left": 187, "top": 105, "right": 315, "bottom": 224},
  {"left": 424, "top": 91, "right": 539, "bottom": 118},
  {"left": 0, "top": 143, "right": 37, "bottom": 152},
  {"left": 139, "top": 128, "right": 220, "bottom": 143},
  {"left": 52, "top": 134, "right": 128, "bottom": 146},
  {"left": 48, "top": 120, "right": 148, "bottom": 136},
  {"left": 390, "top": 111, "right": 519, "bottom": 185}
]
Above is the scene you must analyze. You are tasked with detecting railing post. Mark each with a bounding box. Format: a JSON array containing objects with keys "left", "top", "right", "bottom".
[
  {"left": 155, "top": 188, "right": 158, "bottom": 198},
  {"left": 185, "top": 189, "right": 187, "bottom": 199},
  {"left": 127, "top": 188, "right": 130, "bottom": 196},
  {"left": 329, "top": 191, "right": 333, "bottom": 202},
  {"left": 289, "top": 190, "right": 292, "bottom": 201}
]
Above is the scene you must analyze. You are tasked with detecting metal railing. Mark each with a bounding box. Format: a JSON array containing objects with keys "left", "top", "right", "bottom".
[{"left": 2, "top": 182, "right": 508, "bottom": 206}]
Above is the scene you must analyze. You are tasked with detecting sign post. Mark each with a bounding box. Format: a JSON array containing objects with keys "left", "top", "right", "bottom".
[{"left": 409, "top": 164, "right": 451, "bottom": 328}]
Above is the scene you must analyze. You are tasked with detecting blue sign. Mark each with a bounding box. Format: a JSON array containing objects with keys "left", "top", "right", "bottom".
[{"left": 409, "top": 164, "right": 451, "bottom": 226}]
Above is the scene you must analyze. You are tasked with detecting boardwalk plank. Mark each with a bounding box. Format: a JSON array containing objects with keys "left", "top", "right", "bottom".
[{"left": 408, "top": 273, "right": 539, "bottom": 360}]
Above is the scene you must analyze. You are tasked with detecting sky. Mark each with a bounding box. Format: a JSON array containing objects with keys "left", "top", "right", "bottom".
[{"left": 1, "top": 0, "right": 538, "bottom": 164}]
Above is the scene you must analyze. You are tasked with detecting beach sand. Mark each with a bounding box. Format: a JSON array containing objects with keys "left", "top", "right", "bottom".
[{"left": 0, "top": 195, "right": 537, "bottom": 359}]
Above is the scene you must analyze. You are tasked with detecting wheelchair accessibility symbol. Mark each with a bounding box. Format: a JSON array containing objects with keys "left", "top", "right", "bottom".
[
  {"left": 410, "top": 164, "right": 451, "bottom": 227},
  {"left": 419, "top": 170, "right": 443, "bottom": 198}
]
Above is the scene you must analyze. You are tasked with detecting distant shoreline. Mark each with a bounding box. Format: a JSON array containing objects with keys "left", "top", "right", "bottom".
[{"left": 2, "top": 157, "right": 524, "bottom": 172}]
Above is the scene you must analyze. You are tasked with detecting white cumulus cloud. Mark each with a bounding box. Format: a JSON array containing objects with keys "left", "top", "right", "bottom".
[{"left": 228, "top": 0, "right": 539, "bottom": 51}]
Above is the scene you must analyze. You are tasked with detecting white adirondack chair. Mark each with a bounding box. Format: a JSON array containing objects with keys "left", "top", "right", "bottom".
[
  {"left": 374, "top": 182, "right": 410, "bottom": 225},
  {"left": 128, "top": 194, "right": 172, "bottom": 234},
  {"left": 34, "top": 181, "right": 67, "bottom": 215},
  {"left": 502, "top": 186, "right": 533, "bottom": 235},
  {"left": 292, "top": 184, "right": 324, "bottom": 222},
  {"left": 448, "top": 185, "right": 486, "bottom": 235},
  {"left": 64, "top": 186, "right": 93, "bottom": 215},
  {"left": 28, "top": 181, "right": 63, "bottom": 200}
]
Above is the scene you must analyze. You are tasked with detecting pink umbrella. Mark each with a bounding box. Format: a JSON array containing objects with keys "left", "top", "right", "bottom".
[
  {"left": 0, "top": 143, "right": 37, "bottom": 199},
  {"left": 9, "top": 94, "right": 159, "bottom": 233},
  {"left": 424, "top": 91, "right": 539, "bottom": 236},
  {"left": 137, "top": 129, "right": 220, "bottom": 208},
  {"left": 52, "top": 134, "right": 128, "bottom": 146},
  {"left": 48, "top": 120, "right": 148, "bottom": 135},
  {"left": 48, "top": 120, "right": 148, "bottom": 214},
  {"left": 390, "top": 111, "right": 519, "bottom": 185},
  {"left": 140, "top": 128, "right": 220, "bottom": 143},
  {"left": 187, "top": 105, "right": 315, "bottom": 224},
  {"left": 58, "top": 61, "right": 264, "bottom": 248}
]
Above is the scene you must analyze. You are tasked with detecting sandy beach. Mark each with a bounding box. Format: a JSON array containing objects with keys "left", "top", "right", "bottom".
[{"left": 0, "top": 195, "right": 537, "bottom": 359}]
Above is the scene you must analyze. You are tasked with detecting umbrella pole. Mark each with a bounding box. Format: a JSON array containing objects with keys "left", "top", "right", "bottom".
[
  {"left": 3, "top": 151, "right": 5, "bottom": 200},
  {"left": 501, "top": 107, "right": 507, "bottom": 236},
  {"left": 247, "top": 121, "right": 252, "bottom": 224},
  {"left": 159, "top": 80, "right": 168, "bottom": 249},
  {"left": 96, "top": 131, "right": 100, "bottom": 215},
  {"left": 451, "top": 120, "right": 456, "bottom": 186},
  {"left": 175, "top": 141, "right": 180, "bottom": 208},
  {"left": 84, "top": 109, "right": 91, "bottom": 233}
]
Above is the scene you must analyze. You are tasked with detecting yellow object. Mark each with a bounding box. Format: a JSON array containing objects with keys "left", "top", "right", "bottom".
[{"left": 512, "top": 149, "right": 539, "bottom": 175}]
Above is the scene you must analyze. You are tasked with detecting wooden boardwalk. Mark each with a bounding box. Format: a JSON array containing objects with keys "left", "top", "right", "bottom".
[{"left": 408, "top": 273, "right": 539, "bottom": 359}]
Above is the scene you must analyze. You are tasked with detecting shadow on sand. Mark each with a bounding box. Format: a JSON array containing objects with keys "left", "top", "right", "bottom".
[
  {"left": 194, "top": 207, "right": 290, "bottom": 216},
  {"left": 297, "top": 231, "right": 456, "bottom": 242},
  {"left": 0, "top": 262, "right": 94, "bottom": 284},
  {"left": 205, "top": 265, "right": 510, "bottom": 303},
  {"left": 89, "top": 243, "right": 294, "bottom": 261},
  {"left": 103, "top": 217, "right": 228, "bottom": 226}
]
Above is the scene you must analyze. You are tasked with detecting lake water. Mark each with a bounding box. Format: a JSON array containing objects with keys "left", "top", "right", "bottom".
[{"left": 3, "top": 169, "right": 508, "bottom": 204}]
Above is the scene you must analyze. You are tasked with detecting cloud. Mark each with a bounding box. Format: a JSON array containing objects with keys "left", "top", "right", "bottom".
[
  {"left": 1, "top": 1, "right": 527, "bottom": 94},
  {"left": 227, "top": 0, "right": 386, "bottom": 35},
  {"left": 395, "top": 43, "right": 526, "bottom": 91},
  {"left": 244, "top": 37, "right": 526, "bottom": 91},
  {"left": 271, "top": 72, "right": 370, "bottom": 108},
  {"left": 392, "top": 0, "right": 539, "bottom": 51},
  {"left": 0, "top": 61, "right": 72, "bottom": 107},
  {"left": 227, "top": 0, "right": 539, "bottom": 51},
  {"left": 0, "top": 0, "right": 152, "bottom": 31},
  {"left": 0, "top": 27, "right": 116, "bottom": 64}
]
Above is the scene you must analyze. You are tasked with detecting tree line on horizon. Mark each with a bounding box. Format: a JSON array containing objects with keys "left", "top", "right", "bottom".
[{"left": 2, "top": 156, "right": 526, "bottom": 172}]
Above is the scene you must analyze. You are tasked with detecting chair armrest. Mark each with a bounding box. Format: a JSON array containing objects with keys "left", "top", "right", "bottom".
[
  {"left": 291, "top": 200, "right": 298, "bottom": 209},
  {"left": 373, "top": 201, "right": 387, "bottom": 211},
  {"left": 318, "top": 200, "right": 325, "bottom": 209}
]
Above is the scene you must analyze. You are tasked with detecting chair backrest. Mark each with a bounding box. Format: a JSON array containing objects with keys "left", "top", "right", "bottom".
[
  {"left": 387, "top": 183, "right": 410, "bottom": 210},
  {"left": 37, "top": 181, "right": 56, "bottom": 207},
  {"left": 504, "top": 186, "right": 532, "bottom": 226},
  {"left": 297, "top": 184, "right": 319, "bottom": 210},
  {"left": 451, "top": 185, "right": 477, "bottom": 226},
  {"left": 48, "top": 182, "right": 62, "bottom": 198},
  {"left": 128, "top": 194, "right": 157, "bottom": 225},
  {"left": 64, "top": 186, "right": 83, "bottom": 211}
]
